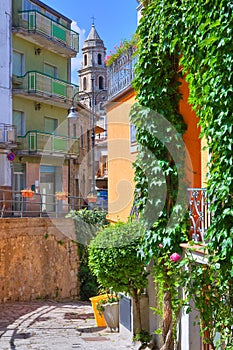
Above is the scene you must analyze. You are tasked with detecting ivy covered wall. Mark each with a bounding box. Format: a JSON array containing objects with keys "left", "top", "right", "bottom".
[{"left": 131, "top": 0, "right": 233, "bottom": 348}]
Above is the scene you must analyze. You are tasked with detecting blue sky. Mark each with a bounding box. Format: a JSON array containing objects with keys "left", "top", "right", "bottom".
[{"left": 44, "top": 0, "right": 138, "bottom": 83}]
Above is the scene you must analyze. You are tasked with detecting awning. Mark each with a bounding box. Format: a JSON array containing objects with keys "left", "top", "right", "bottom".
[{"left": 95, "top": 126, "right": 106, "bottom": 134}]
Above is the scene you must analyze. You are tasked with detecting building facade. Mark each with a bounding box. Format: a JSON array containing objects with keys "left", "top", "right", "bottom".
[{"left": 0, "top": 0, "right": 80, "bottom": 213}]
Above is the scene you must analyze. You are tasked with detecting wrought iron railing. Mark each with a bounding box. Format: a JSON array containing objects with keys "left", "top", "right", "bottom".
[
  {"left": 14, "top": 71, "right": 78, "bottom": 101},
  {"left": 16, "top": 10, "right": 79, "bottom": 52},
  {"left": 0, "top": 123, "right": 17, "bottom": 145},
  {"left": 107, "top": 48, "right": 137, "bottom": 99},
  {"left": 187, "top": 188, "right": 212, "bottom": 243},
  {"left": 17, "top": 130, "right": 79, "bottom": 156}
]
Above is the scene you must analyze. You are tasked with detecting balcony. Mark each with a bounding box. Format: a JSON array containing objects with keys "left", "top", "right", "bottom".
[
  {"left": 13, "top": 71, "right": 78, "bottom": 107},
  {"left": 0, "top": 123, "right": 17, "bottom": 150},
  {"left": 17, "top": 130, "right": 79, "bottom": 157},
  {"left": 0, "top": 188, "right": 87, "bottom": 218},
  {"left": 187, "top": 188, "right": 212, "bottom": 243},
  {"left": 107, "top": 47, "right": 137, "bottom": 100},
  {"left": 13, "top": 10, "right": 79, "bottom": 57}
]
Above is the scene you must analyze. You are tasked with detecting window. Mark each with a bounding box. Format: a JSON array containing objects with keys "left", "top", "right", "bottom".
[
  {"left": 44, "top": 117, "right": 58, "bottom": 133},
  {"left": 13, "top": 110, "right": 25, "bottom": 136},
  {"left": 13, "top": 51, "right": 24, "bottom": 76},
  {"left": 80, "top": 126, "right": 84, "bottom": 148},
  {"left": 45, "top": 11, "right": 59, "bottom": 22},
  {"left": 98, "top": 54, "right": 102, "bottom": 65},
  {"left": 99, "top": 76, "right": 104, "bottom": 90},
  {"left": 44, "top": 63, "right": 57, "bottom": 78},
  {"left": 84, "top": 54, "right": 87, "bottom": 66},
  {"left": 73, "top": 124, "right": 77, "bottom": 138},
  {"left": 83, "top": 77, "right": 87, "bottom": 90},
  {"left": 130, "top": 124, "right": 137, "bottom": 144},
  {"left": 23, "top": 0, "right": 38, "bottom": 11}
]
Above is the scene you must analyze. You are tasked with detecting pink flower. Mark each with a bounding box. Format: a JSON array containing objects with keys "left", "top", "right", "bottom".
[
  {"left": 170, "top": 253, "right": 181, "bottom": 262},
  {"left": 158, "top": 244, "right": 163, "bottom": 248}
]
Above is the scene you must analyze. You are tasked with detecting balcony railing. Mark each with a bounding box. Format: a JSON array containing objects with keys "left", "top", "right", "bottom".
[
  {"left": 0, "top": 188, "right": 87, "bottom": 218},
  {"left": 107, "top": 47, "right": 137, "bottom": 100},
  {"left": 14, "top": 71, "right": 78, "bottom": 102},
  {"left": 187, "top": 188, "right": 212, "bottom": 243},
  {"left": 16, "top": 10, "right": 79, "bottom": 53},
  {"left": 18, "top": 130, "right": 79, "bottom": 156},
  {"left": 0, "top": 123, "right": 17, "bottom": 146},
  {"left": 0, "top": 188, "right": 107, "bottom": 218}
]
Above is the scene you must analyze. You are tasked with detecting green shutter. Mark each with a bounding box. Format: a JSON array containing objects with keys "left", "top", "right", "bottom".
[
  {"left": 52, "top": 24, "right": 66, "bottom": 42},
  {"left": 52, "top": 81, "right": 66, "bottom": 97}
]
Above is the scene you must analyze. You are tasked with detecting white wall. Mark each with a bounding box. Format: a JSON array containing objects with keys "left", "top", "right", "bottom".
[{"left": 0, "top": 0, "right": 12, "bottom": 124}]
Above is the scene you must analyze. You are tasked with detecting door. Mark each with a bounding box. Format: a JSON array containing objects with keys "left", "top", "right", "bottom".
[
  {"left": 13, "top": 164, "right": 26, "bottom": 212},
  {"left": 40, "top": 165, "right": 55, "bottom": 214}
]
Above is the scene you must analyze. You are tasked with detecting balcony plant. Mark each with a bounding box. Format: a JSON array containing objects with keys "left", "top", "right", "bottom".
[
  {"left": 104, "top": 33, "right": 138, "bottom": 67},
  {"left": 86, "top": 193, "right": 97, "bottom": 203},
  {"left": 21, "top": 189, "right": 34, "bottom": 198},
  {"left": 55, "top": 191, "right": 67, "bottom": 201}
]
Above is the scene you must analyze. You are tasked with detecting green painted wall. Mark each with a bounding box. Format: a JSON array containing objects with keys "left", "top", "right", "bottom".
[
  {"left": 13, "top": 97, "right": 68, "bottom": 135},
  {"left": 13, "top": 36, "right": 68, "bottom": 80}
]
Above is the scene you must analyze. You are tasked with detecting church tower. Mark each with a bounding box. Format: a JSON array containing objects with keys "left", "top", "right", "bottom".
[{"left": 78, "top": 23, "right": 107, "bottom": 105}]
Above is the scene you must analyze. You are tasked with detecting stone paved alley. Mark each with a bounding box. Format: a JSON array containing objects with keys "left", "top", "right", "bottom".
[{"left": 0, "top": 300, "right": 139, "bottom": 350}]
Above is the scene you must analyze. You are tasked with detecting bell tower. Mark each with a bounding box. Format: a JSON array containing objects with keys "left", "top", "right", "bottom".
[{"left": 78, "top": 23, "right": 107, "bottom": 105}]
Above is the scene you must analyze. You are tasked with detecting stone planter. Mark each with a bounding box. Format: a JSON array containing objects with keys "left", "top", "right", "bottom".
[{"left": 103, "top": 302, "right": 119, "bottom": 331}]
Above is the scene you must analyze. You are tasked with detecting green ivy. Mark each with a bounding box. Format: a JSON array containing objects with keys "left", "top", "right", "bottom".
[{"left": 131, "top": 0, "right": 233, "bottom": 348}]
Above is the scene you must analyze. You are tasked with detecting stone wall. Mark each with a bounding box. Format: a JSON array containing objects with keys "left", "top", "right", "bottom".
[{"left": 0, "top": 218, "right": 79, "bottom": 303}]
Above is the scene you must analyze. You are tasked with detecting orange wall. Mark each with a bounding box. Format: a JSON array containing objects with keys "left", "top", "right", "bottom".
[
  {"left": 179, "top": 78, "right": 202, "bottom": 188},
  {"left": 107, "top": 94, "right": 136, "bottom": 222}
]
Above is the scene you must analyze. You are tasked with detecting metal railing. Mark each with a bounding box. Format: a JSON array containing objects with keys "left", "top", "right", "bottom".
[
  {"left": 187, "top": 188, "right": 212, "bottom": 243},
  {"left": 15, "top": 71, "right": 78, "bottom": 101},
  {"left": 0, "top": 123, "right": 17, "bottom": 144},
  {"left": 0, "top": 189, "right": 88, "bottom": 218},
  {"left": 17, "top": 10, "right": 79, "bottom": 52},
  {"left": 107, "top": 48, "right": 137, "bottom": 99},
  {"left": 17, "top": 130, "right": 79, "bottom": 156}
]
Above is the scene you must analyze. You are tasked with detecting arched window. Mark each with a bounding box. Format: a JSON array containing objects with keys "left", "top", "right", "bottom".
[
  {"left": 99, "top": 76, "right": 104, "bottom": 90},
  {"left": 84, "top": 54, "right": 87, "bottom": 66},
  {"left": 98, "top": 53, "right": 102, "bottom": 65},
  {"left": 83, "top": 77, "right": 87, "bottom": 90}
]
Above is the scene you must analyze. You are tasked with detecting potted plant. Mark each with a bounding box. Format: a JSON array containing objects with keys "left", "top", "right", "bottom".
[
  {"left": 87, "top": 193, "right": 97, "bottom": 203},
  {"left": 55, "top": 191, "right": 67, "bottom": 201},
  {"left": 96, "top": 293, "right": 120, "bottom": 332},
  {"left": 21, "top": 189, "right": 34, "bottom": 198}
]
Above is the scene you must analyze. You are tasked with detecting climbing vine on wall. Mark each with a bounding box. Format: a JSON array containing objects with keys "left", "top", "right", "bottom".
[{"left": 131, "top": 0, "right": 233, "bottom": 348}]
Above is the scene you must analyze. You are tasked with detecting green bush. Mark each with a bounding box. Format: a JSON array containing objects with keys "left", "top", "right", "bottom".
[{"left": 88, "top": 220, "right": 148, "bottom": 331}]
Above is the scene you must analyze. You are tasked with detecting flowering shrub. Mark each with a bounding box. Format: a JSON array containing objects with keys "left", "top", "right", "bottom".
[
  {"left": 104, "top": 34, "right": 138, "bottom": 66},
  {"left": 170, "top": 253, "right": 181, "bottom": 262}
]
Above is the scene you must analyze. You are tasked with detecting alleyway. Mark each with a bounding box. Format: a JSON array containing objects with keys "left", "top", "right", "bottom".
[{"left": 0, "top": 300, "right": 138, "bottom": 350}]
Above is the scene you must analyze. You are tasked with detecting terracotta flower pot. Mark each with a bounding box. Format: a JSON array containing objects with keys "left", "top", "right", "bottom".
[
  {"left": 87, "top": 196, "right": 97, "bottom": 203},
  {"left": 21, "top": 189, "right": 34, "bottom": 198}
]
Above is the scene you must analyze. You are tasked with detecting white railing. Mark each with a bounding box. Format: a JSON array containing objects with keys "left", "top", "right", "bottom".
[
  {"left": 107, "top": 48, "right": 137, "bottom": 99},
  {"left": 0, "top": 123, "right": 17, "bottom": 144}
]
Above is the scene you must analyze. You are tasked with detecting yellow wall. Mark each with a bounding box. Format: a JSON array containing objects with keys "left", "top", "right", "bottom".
[{"left": 107, "top": 92, "right": 137, "bottom": 222}]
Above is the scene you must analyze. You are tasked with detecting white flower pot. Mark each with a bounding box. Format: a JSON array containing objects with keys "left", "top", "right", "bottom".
[{"left": 103, "top": 302, "right": 119, "bottom": 331}]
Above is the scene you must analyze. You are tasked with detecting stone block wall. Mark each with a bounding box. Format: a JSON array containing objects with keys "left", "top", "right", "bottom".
[{"left": 0, "top": 218, "right": 79, "bottom": 303}]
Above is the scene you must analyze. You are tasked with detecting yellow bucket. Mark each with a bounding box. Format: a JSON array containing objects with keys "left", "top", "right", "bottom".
[{"left": 89, "top": 294, "right": 108, "bottom": 327}]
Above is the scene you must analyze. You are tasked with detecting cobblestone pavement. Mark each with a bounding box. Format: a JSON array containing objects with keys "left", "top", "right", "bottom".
[{"left": 0, "top": 300, "right": 139, "bottom": 350}]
